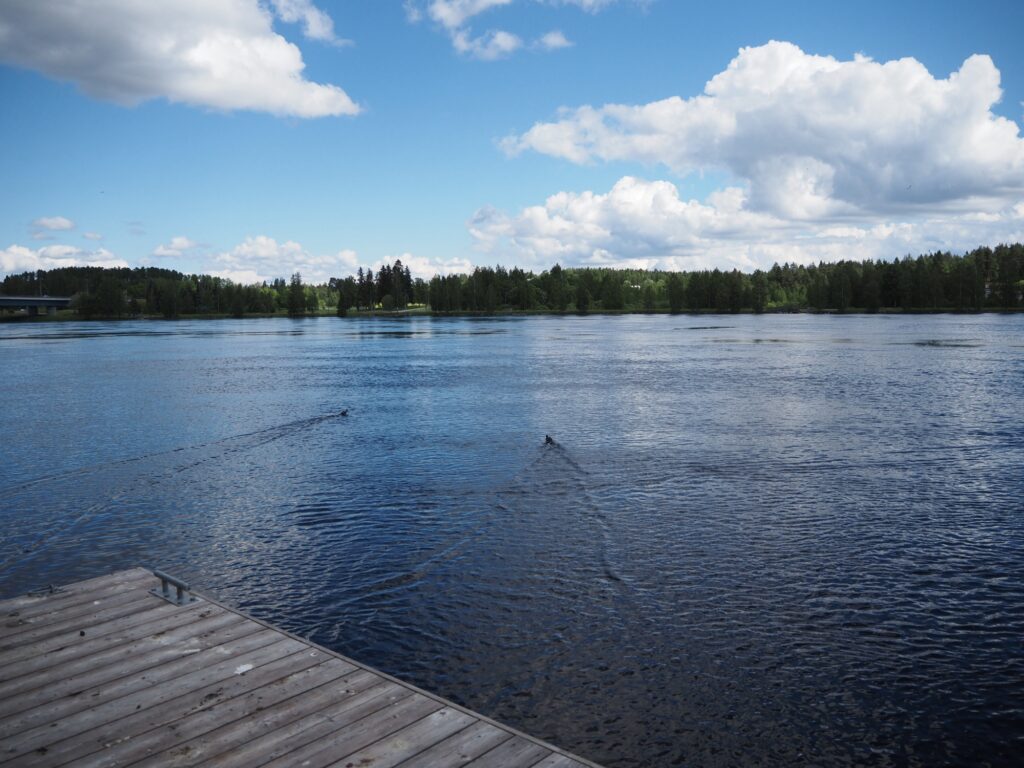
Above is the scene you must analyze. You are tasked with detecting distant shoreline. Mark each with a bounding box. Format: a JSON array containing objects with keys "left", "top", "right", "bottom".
[{"left": 4, "top": 307, "right": 1024, "bottom": 323}]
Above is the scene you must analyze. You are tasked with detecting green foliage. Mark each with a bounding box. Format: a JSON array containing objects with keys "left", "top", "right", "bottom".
[
  {"left": 6, "top": 243, "right": 1023, "bottom": 319},
  {"left": 287, "top": 272, "right": 305, "bottom": 316},
  {"left": 575, "top": 282, "right": 591, "bottom": 313},
  {"left": 667, "top": 273, "right": 684, "bottom": 313}
]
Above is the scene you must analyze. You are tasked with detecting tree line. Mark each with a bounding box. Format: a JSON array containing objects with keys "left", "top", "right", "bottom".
[{"left": 2, "top": 245, "right": 1022, "bottom": 318}]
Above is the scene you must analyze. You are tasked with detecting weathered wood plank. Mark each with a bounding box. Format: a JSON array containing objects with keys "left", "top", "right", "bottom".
[
  {"left": 397, "top": 720, "right": 514, "bottom": 768},
  {"left": 126, "top": 663, "right": 368, "bottom": 768},
  {"left": 0, "top": 568, "right": 150, "bottom": 613},
  {"left": 0, "top": 600, "right": 182, "bottom": 669},
  {"left": 0, "top": 609, "right": 239, "bottom": 715},
  {"left": 532, "top": 755, "right": 586, "bottom": 768},
  {"left": 0, "top": 594, "right": 162, "bottom": 652},
  {"left": 463, "top": 735, "right": 553, "bottom": 768},
  {"left": 39, "top": 649, "right": 330, "bottom": 768},
  {"left": 0, "top": 600, "right": 221, "bottom": 685},
  {"left": 325, "top": 707, "right": 477, "bottom": 768},
  {"left": 0, "top": 632, "right": 296, "bottom": 758},
  {"left": 0, "top": 569, "right": 153, "bottom": 633},
  {"left": 0, "top": 606, "right": 242, "bottom": 720},
  {"left": 0, "top": 570, "right": 606, "bottom": 768},
  {"left": 201, "top": 681, "right": 410, "bottom": 768},
  {"left": 257, "top": 693, "right": 444, "bottom": 768}
]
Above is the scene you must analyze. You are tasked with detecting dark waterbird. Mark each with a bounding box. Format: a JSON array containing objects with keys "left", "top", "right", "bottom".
[
  {"left": 339, "top": 409, "right": 348, "bottom": 417},
  {"left": 545, "top": 434, "right": 556, "bottom": 445}
]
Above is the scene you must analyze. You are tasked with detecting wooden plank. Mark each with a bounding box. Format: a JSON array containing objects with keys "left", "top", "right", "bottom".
[
  {"left": 463, "top": 735, "right": 553, "bottom": 768},
  {"left": 0, "top": 570, "right": 607, "bottom": 768},
  {"left": 257, "top": 692, "right": 443, "bottom": 768},
  {"left": 0, "top": 568, "right": 150, "bottom": 613},
  {"left": 200, "top": 681, "right": 410, "bottom": 768},
  {"left": 124, "top": 663, "right": 369, "bottom": 768},
  {"left": 0, "top": 569, "right": 153, "bottom": 633},
  {"left": 0, "top": 606, "right": 242, "bottom": 720},
  {"left": 0, "top": 632, "right": 296, "bottom": 758},
  {"left": 38, "top": 649, "right": 331, "bottom": 768},
  {"left": 532, "top": 755, "right": 585, "bottom": 768},
  {"left": 0, "top": 609, "right": 240, "bottom": 714},
  {"left": 195, "top": 593, "right": 605, "bottom": 768},
  {"left": 0, "top": 600, "right": 223, "bottom": 685},
  {"left": 324, "top": 707, "right": 477, "bottom": 768},
  {"left": 397, "top": 720, "right": 514, "bottom": 768},
  {"left": 0, "top": 594, "right": 163, "bottom": 652},
  {"left": 0, "top": 601, "right": 183, "bottom": 669}
]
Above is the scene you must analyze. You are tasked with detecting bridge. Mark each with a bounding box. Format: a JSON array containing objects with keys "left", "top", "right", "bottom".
[{"left": 0, "top": 295, "right": 72, "bottom": 316}]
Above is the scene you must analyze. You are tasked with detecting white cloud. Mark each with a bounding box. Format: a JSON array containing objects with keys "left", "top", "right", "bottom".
[
  {"left": 0, "top": 0, "right": 359, "bottom": 118},
  {"left": 1, "top": 243, "right": 128, "bottom": 275},
  {"left": 428, "top": 0, "right": 515, "bottom": 30},
  {"left": 505, "top": 41, "right": 1024, "bottom": 217},
  {"left": 469, "top": 175, "right": 1024, "bottom": 271},
  {"left": 210, "top": 235, "right": 359, "bottom": 283},
  {"left": 552, "top": 0, "right": 624, "bottom": 10},
  {"left": 452, "top": 29, "right": 523, "bottom": 60},
  {"left": 33, "top": 216, "right": 74, "bottom": 231},
  {"left": 377, "top": 252, "right": 475, "bottom": 279},
  {"left": 268, "top": 0, "right": 347, "bottom": 45},
  {"left": 536, "top": 30, "right": 572, "bottom": 51},
  {"left": 83, "top": 232, "right": 103, "bottom": 241},
  {"left": 409, "top": 0, "right": 624, "bottom": 59},
  {"left": 152, "top": 235, "right": 199, "bottom": 258}
]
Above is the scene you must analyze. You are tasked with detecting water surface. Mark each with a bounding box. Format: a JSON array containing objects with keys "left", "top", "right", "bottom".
[{"left": 1, "top": 314, "right": 1022, "bottom": 767}]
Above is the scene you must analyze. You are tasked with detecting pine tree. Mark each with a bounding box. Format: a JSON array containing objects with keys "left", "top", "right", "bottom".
[{"left": 288, "top": 272, "right": 305, "bottom": 316}]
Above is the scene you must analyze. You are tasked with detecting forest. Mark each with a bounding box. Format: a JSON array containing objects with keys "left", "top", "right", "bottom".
[{"left": 2, "top": 245, "right": 1022, "bottom": 319}]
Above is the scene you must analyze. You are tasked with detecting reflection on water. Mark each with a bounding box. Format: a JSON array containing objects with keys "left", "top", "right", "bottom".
[{"left": 1, "top": 314, "right": 1023, "bottom": 767}]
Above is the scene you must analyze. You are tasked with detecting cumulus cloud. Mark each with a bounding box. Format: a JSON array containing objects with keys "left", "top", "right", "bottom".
[
  {"left": 505, "top": 41, "right": 1024, "bottom": 217},
  {"left": 210, "top": 235, "right": 359, "bottom": 283},
  {"left": 33, "top": 216, "right": 74, "bottom": 231},
  {"left": 409, "top": 0, "right": 625, "bottom": 59},
  {"left": 469, "top": 176, "right": 1024, "bottom": 271},
  {"left": 152, "top": 236, "right": 199, "bottom": 258},
  {"left": 377, "top": 252, "right": 475, "bottom": 279},
  {"left": 1, "top": 243, "right": 128, "bottom": 275},
  {"left": 0, "top": 0, "right": 359, "bottom": 118}
]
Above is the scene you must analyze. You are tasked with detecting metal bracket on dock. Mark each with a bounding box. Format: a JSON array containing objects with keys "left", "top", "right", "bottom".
[{"left": 150, "top": 569, "right": 200, "bottom": 606}]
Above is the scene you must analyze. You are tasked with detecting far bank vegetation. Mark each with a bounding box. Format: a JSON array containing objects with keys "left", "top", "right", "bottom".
[{"left": 2, "top": 245, "right": 1023, "bottom": 319}]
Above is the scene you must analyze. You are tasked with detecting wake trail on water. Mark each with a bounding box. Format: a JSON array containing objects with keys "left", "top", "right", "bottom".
[
  {"left": 354, "top": 440, "right": 628, "bottom": 601},
  {"left": 0, "top": 410, "right": 351, "bottom": 575},
  {"left": 0, "top": 411, "right": 350, "bottom": 501}
]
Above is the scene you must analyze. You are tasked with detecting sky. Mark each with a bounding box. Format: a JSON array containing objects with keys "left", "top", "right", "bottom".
[{"left": 1, "top": 0, "right": 1023, "bottom": 283}]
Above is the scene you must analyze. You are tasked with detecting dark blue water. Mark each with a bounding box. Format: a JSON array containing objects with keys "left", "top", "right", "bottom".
[{"left": 1, "top": 314, "right": 1022, "bottom": 767}]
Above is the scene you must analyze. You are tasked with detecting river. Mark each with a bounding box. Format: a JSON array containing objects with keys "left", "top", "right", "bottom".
[{"left": 1, "top": 313, "right": 1022, "bottom": 766}]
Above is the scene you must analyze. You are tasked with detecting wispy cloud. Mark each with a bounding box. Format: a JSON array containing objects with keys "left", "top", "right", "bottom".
[
  {"left": 268, "top": 0, "right": 350, "bottom": 45},
  {"left": 33, "top": 216, "right": 74, "bottom": 231},
  {"left": 408, "top": 0, "right": 627, "bottom": 59},
  {"left": 535, "top": 30, "right": 572, "bottom": 50}
]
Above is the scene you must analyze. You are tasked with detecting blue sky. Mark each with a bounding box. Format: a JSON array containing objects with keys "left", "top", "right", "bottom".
[{"left": 1, "top": 0, "right": 1023, "bottom": 282}]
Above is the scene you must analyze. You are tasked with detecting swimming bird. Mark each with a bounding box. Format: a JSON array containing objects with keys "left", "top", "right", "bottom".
[
  {"left": 545, "top": 434, "right": 555, "bottom": 445},
  {"left": 340, "top": 409, "right": 348, "bottom": 417}
]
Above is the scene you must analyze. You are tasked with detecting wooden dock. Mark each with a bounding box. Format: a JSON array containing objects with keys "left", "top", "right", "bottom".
[{"left": 0, "top": 568, "right": 603, "bottom": 768}]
